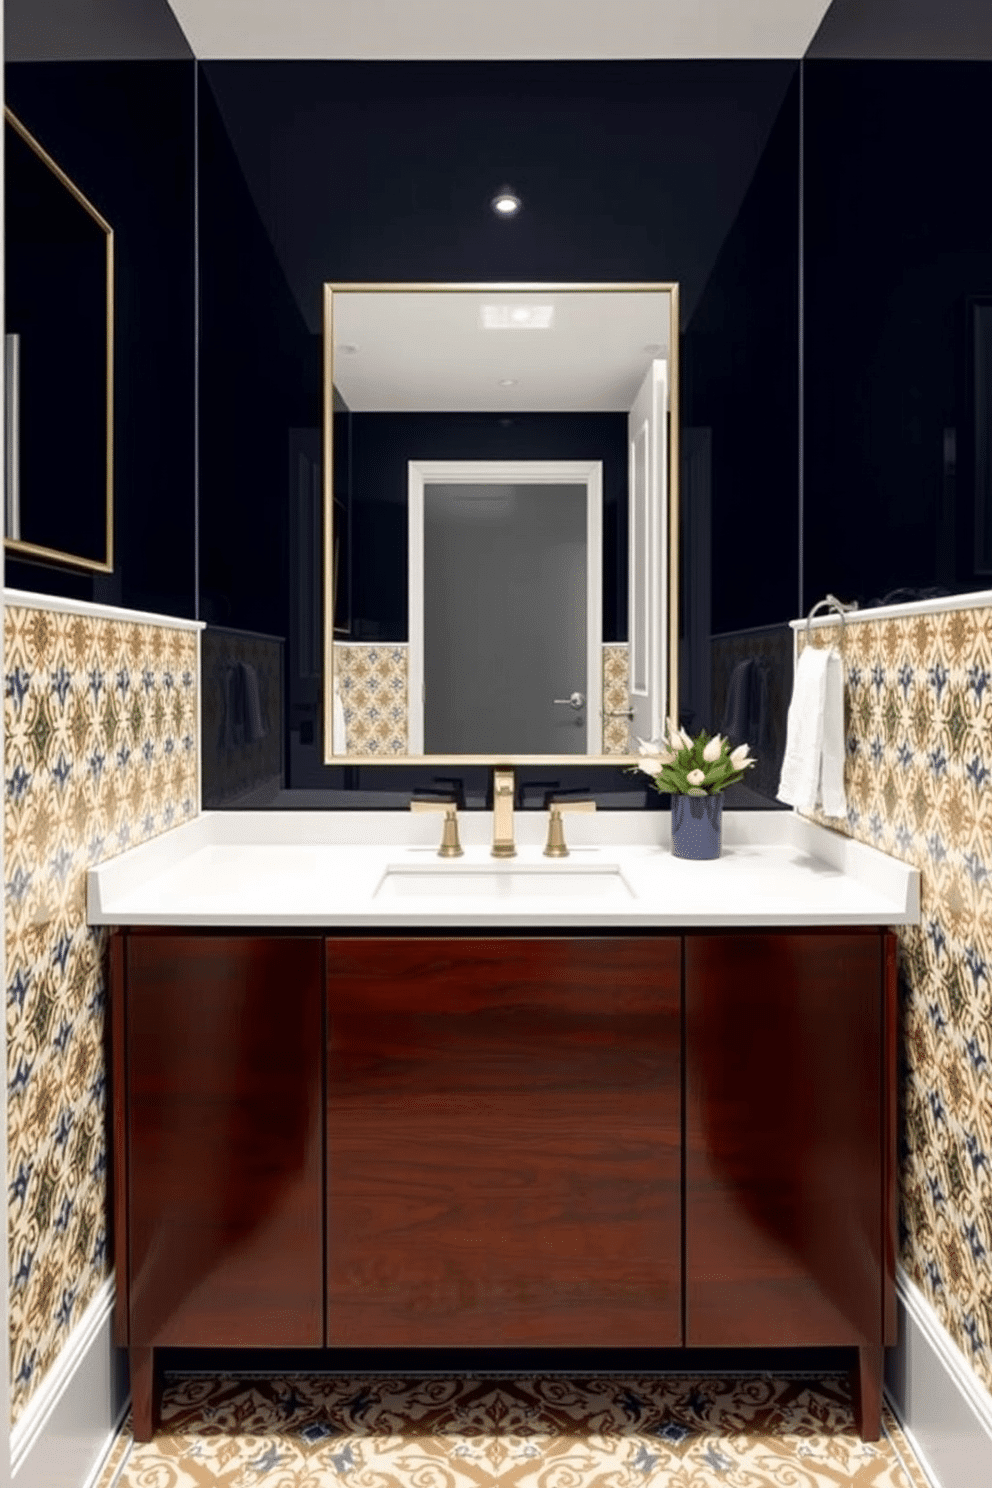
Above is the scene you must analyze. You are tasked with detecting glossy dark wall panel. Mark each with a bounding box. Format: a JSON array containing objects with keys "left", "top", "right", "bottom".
[
  {"left": 4, "top": 61, "right": 196, "bottom": 615},
  {"left": 683, "top": 71, "right": 800, "bottom": 636},
  {"left": 197, "top": 76, "right": 320, "bottom": 636},
  {"left": 804, "top": 61, "right": 992, "bottom": 607}
]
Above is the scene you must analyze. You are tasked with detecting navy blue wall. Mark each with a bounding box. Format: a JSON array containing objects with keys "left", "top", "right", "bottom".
[
  {"left": 804, "top": 60, "right": 992, "bottom": 609},
  {"left": 196, "top": 74, "right": 318, "bottom": 636}
]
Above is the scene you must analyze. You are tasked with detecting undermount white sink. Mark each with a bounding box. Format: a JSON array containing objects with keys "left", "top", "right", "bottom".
[{"left": 374, "top": 862, "right": 635, "bottom": 900}]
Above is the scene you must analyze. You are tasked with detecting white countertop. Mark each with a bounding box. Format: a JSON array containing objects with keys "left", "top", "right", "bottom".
[{"left": 87, "top": 809, "right": 920, "bottom": 929}]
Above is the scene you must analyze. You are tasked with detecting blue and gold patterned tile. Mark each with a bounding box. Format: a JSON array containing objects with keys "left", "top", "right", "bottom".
[
  {"left": 4, "top": 601, "right": 200, "bottom": 1424},
  {"left": 801, "top": 602, "right": 992, "bottom": 1396},
  {"left": 334, "top": 643, "right": 408, "bottom": 755},
  {"left": 602, "top": 644, "right": 630, "bottom": 754}
]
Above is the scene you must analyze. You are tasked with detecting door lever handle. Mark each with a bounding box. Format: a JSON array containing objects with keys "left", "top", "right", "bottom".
[{"left": 553, "top": 692, "right": 586, "bottom": 709}]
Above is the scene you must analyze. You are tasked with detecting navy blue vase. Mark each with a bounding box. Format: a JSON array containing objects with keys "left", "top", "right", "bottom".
[{"left": 671, "top": 792, "right": 723, "bottom": 860}]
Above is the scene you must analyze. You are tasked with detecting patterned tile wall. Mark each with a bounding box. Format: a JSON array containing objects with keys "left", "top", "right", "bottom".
[
  {"left": 333, "top": 644, "right": 408, "bottom": 755},
  {"left": 602, "top": 644, "right": 631, "bottom": 754},
  {"left": 4, "top": 601, "right": 200, "bottom": 1424},
  {"left": 801, "top": 605, "right": 992, "bottom": 1397}
]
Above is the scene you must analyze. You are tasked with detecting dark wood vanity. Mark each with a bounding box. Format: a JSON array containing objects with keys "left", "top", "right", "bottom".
[{"left": 110, "top": 926, "right": 897, "bottom": 1442}]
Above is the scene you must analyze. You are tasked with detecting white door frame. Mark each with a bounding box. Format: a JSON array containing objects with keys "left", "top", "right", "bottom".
[
  {"left": 628, "top": 358, "right": 669, "bottom": 746},
  {"left": 408, "top": 459, "right": 603, "bottom": 754}
]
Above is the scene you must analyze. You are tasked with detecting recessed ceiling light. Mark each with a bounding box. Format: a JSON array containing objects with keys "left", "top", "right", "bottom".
[
  {"left": 498, "top": 378, "right": 518, "bottom": 387},
  {"left": 480, "top": 305, "right": 554, "bottom": 330},
  {"left": 490, "top": 187, "right": 522, "bottom": 217}
]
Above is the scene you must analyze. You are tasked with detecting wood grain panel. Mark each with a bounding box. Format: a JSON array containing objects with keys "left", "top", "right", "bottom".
[
  {"left": 685, "top": 931, "right": 883, "bottom": 1349},
  {"left": 326, "top": 936, "right": 682, "bottom": 1347},
  {"left": 126, "top": 933, "right": 324, "bottom": 1351}
]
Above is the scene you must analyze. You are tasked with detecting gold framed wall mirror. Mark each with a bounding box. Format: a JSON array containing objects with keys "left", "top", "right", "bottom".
[
  {"left": 4, "top": 107, "right": 114, "bottom": 574},
  {"left": 322, "top": 282, "right": 679, "bottom": 765}
]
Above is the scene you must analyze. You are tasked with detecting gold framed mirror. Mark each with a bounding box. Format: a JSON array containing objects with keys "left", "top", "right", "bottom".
[
  {"left": 4, "top": 107, "right": 114, "bottom": 573},
  {"left": 323, "top": 282, "right": 679, "bottom": 765}
]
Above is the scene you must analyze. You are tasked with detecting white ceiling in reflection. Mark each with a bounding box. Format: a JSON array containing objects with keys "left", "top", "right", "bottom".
[
  {"left": 331, "top": 290, "right": 672, "bottom": 412},
  {"left": 164, "top": 0, "right": 835, "bottom": 60}
]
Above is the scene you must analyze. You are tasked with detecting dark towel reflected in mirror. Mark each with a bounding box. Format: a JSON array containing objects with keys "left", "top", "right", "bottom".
[
  {"left": 721, "top": 656, "right": 772, "bottom": 754},
  {"left": 202, "top": 627, "right": 284, "bottom": 808},
  {"left": 222, "top": 662, "right": 267, "bottom": 749},
  {"left": 711, "top": 624, "right": 793, "bottom": 804}
]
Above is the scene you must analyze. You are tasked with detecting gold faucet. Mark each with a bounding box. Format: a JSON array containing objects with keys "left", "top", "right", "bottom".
[
  {"left": 544, "top": 798, "right": 596, "bottom": 858},
  {"left": 491, "top": 768, "right": 516, "bottom": 858},
  {"left": 410, "top": 799, "right": 463, "bottom": 857}
]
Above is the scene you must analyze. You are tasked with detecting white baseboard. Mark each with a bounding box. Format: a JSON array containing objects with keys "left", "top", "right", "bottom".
[
  {"left": 885, "top": 1267, "right": 992, "bottom": 1488},
  {"left": 11, "top": 1276, "right": 129, "bottom": 1488}
]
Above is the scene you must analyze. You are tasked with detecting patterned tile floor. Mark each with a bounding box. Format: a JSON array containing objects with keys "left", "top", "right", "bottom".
[{"left": 94, "top": 1373, "right": 934, "bottom": 1487}]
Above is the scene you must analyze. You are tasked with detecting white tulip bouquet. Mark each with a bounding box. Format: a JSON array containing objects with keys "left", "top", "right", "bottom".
[{"left": 635, "top": 723, "right": 756, "bottom": 796}]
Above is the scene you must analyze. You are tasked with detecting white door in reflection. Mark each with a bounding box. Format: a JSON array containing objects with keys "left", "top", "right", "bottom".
[
  {"left": 408, "top": 460, "right": 603, "bottom": 755},
  {"left": 628, "top": 358, "right": 669, "bottom": 747}
]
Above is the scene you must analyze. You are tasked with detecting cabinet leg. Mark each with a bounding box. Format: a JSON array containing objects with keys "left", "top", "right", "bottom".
[
  {"left": 130, "top": 1346, "right": 160, "bottom": 1443},
  {"left": 851, "top": 1344, "right": 883, "bottom": 1441}
]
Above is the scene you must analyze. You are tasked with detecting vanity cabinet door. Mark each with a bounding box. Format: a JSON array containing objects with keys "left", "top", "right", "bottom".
[
  {"left": 325, "top": 935, "right": 682, "bottom": 1347},
  {"left": 124, "top": 932, "right": 324, "bottom": 1350},
  {"left": 684, "top": 930, "right": 884, "bottom": 1349}
]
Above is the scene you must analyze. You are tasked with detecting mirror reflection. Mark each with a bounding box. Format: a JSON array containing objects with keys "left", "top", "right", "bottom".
[
  {"left": 4, "top": 108, "right": 114, "bottom": 572},
  {"left": 323, "top": 284, "right": 678, "bottom": 763}
]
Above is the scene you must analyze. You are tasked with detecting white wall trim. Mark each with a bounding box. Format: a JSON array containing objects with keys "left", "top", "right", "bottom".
[
  {"left": 4, "top": 586, "right": 205, "bottom": 631},
  {"left": 885, "top": 1266, "right": 992, "bottom": 1488},
  {"left": 790, "top": 587, "right": 992, "bottom": 630},
  {"left": 11, "top": 1275, "right": 128, "bottom": 1487}
]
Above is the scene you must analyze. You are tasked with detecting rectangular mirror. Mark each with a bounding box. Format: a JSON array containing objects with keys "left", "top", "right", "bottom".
[
  {"left": 323, "top": 283, "right": 679, "bottom": 764},
  {"left": 4, "top": 108, "right": 114, "bottom": 573}
]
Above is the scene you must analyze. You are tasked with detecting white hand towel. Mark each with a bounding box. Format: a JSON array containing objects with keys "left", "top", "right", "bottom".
[
  {"left": 778, "top": 646, "right": 828, "bottom": 810},
  {"left": 777, "top": 645, "right": 847, "bottom": 817},
  {"left": 332, "top": 678, "right": 348, "bottom": 756}
]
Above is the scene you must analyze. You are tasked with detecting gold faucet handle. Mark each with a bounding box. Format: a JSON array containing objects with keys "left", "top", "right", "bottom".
[
  {"left": 410, "top": 799, "right": 463, "bottom": 858},
  {"left": 544, "top": 798, "right": 596, "bottom": 858}
]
